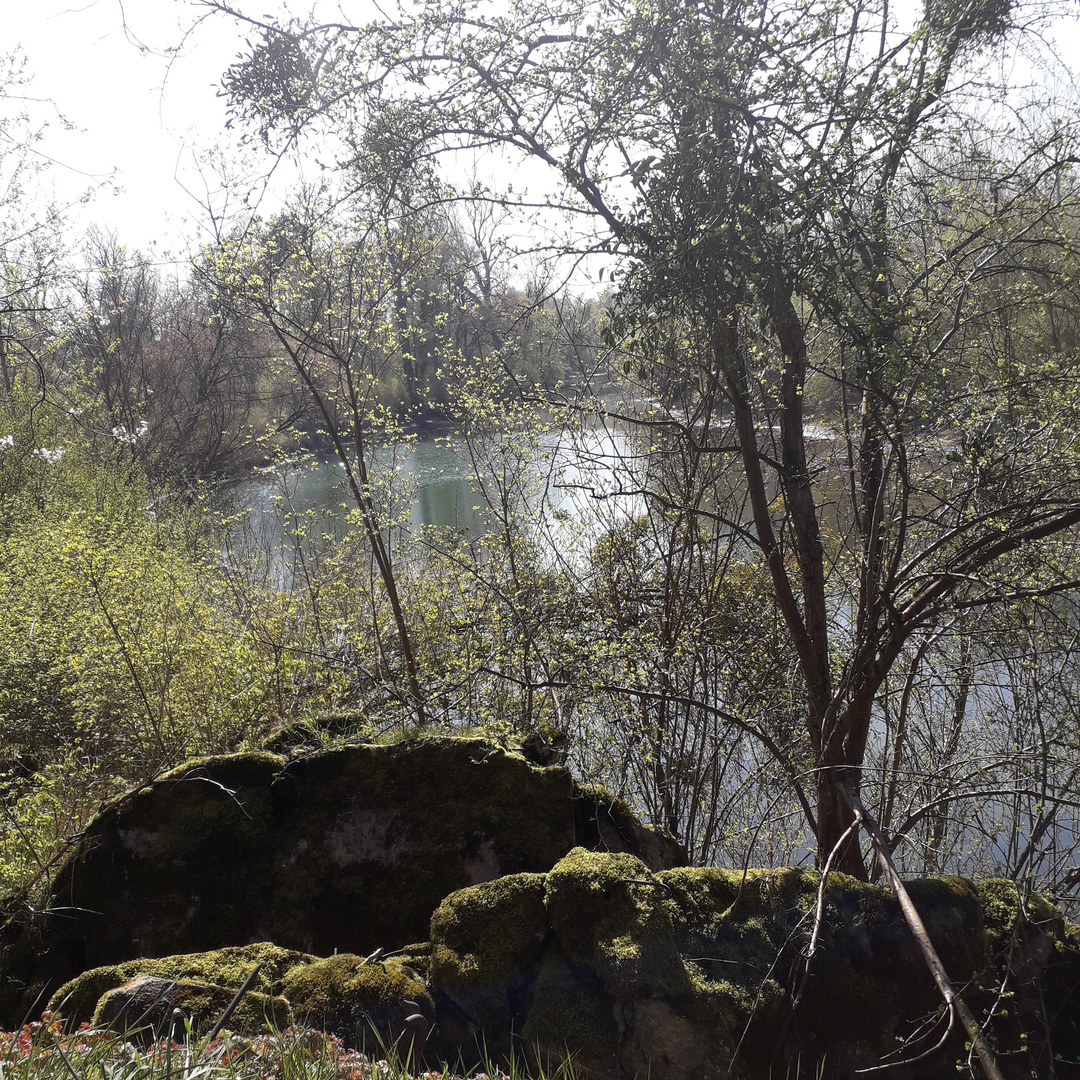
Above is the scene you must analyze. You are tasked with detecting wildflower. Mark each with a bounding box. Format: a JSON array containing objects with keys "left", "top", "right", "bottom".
[
  {"left": 0, "top": 434, "right": 14, "bottom": 449},
  {"left": 33, "top": 446, "right": 65, "bottom": 463},
  {"left": 112, "top": 421, "right": 148, "bottom": 444}
]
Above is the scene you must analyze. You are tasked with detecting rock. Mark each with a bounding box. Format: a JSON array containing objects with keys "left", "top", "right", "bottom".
[
  {"left": 428, "top": 851, "right": 1080, "bottom": 1080},
  {"left": 430, "top": 872, "right": 550, "bottom": 1049},
  {"left": 47, "top": 942, "right": 311, "bottom": 1028},
  {"left": 573, "top": 785, "right": 686, "bottom": 870},
  {"left": 22, "top": 856, "right": 1080, "bottom": 1079},
  {"left": 282, "top": 953, "right": 432, "bottom": 1051},
  {"left": 392, "top": 1013, "right": 429, "bottom": 1066},
  {"left": 0, "top": 736, "right": 680, "bottom": 1027},
  {"left": 94, "top": 975, "right": 180, "bottom": 1041},
  {"left": 92, "top": 973, "right": 292, "bottom": 1043}
]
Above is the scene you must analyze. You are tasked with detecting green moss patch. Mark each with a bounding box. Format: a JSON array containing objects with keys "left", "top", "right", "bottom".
[
  {"left": 282, "top": 954, "right": 431, "bottom": 1050},
  {"left": 430, "top": 872, "right": 548, "bottom": 1042},
  {"left": 545, "top": 848, "right": 688, "bottom": 1001},
  {"left": 48, "top": 943, "right": 313, "bottom": 1026},
  {"left": 521, "top": 946, "right": 618, "bottom": 1073}
]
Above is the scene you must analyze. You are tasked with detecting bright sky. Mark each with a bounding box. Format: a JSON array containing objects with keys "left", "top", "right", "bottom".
[
  {"left": 6, "top": 0, "right": 238, "bottom": 263},
  {"left": 6, "top": 0, "right": 1080, "bottom": 272},
  {"left": 6, "top": 0, "right": 366, "bottom": 267}
]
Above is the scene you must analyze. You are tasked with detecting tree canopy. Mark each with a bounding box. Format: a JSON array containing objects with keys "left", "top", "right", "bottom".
[{"left": 201, "top": 0, "right": 1080, "bottom": 880}]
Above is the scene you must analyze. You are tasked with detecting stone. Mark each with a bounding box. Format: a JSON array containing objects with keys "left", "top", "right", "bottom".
[
  {"left": 92, "top": 972, "right": 293, "bottom": 1043},
  {"left": 282, "top": 952, "right": 432, "bottom": 1051},
  {"left": 0, "top": 736, "right": 681, "bottom": 1027},
  {"left": 23, "top": 857, "right": 1080, "bottom": 1080},
  {"left": 94, "top": 975, "right": 180, "bottom": 1041},
  {"left": 427, "top": 851, "right": 1080, "bottom": 1080},
  {"left": 47, "top": 942, "right": 311, "bottom": 1028}
]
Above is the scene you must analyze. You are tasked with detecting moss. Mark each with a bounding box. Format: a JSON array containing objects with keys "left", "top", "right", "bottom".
[
  {"left": 50, "top": 966, "right": 128, "bottom": 1027},
  {"left": 977, "top": 878, "right": 1065, "bottom": 951},
  {"left": 904, "top": 877, "right": 987, "bottom": 975},
  {"left": 49, "top": 943, "right": 313, "bottom": 1025},
  {"left": 684, "top": 969, "right": 786, "bottom": 1074},
  {"left": 397, "top": 941, "right": 433, "bottom": 979},
  {"left": 430, "top": 873, "right": 548, "bottom": 1041},
  {"left": 655, "top": 867, "right": 823, "bottom": 996},
  {"left": 545, "top": 849, "right": 688, "bottom": 1001},
  {"left": 282, "top": 954, "right": 431, "bottom": 1049},
  {"left": 521, "top": 946, "right": 618, "bottom": 1071},
  {"left": 157, "top": 751, "right": 285, "bottom": 786},
  {"left": 266, "top": 737, "right": 576, "bottom": 957},
  {"left": 91, "top": 978, "right": 293, "bottom": 1038}
]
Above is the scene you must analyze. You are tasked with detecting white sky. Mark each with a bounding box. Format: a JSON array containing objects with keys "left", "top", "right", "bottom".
[
  {"left": 5, "top": 0, "right": 1080, "bottom": 274},
  {"left": 7, "top": 0, "right": 233, "bottom": 263},
  {"left": 5, "top": 0, "right": 369, "bottom": 268}
]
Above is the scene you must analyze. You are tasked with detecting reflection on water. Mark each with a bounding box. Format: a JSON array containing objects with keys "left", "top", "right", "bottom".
[{"left": 233, "top": 428, "right": 645, "bottom": 562}]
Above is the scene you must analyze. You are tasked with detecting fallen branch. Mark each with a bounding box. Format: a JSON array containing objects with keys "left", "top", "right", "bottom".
[
  {"left": 836, "top": 780, "right": 1004, "bottom": 1080},
  {"left": 205, "top": 963, "right": 262, "bottom": 1043}
]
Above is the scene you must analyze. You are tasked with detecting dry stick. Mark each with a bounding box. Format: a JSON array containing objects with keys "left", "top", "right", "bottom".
[
  {"left": 205, "top": 964, "right": 262, "bottom": 1043},
  {"left": 765, "top": 821, "right": 858, "bottom": 1074},
  {"left": 836, "top": 781, "right": 1005, "bottom": 1080},
  {"left": 791, "top": 819, "right": 859, "bottom": 1012}
]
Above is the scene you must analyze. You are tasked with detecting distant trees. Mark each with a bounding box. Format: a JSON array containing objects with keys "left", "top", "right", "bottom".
[{"left": 65, "top": 231, "right": 298, "bottom": 480}]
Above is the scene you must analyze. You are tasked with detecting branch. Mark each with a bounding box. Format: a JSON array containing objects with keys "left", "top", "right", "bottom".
[{"left": 837, "top": 779, "right": 1005, "bottom": 1080}]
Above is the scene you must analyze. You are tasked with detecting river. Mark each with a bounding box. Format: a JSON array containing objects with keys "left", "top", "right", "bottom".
[{"left": 233, "top": 426, "right": 647, "bottom": 564}]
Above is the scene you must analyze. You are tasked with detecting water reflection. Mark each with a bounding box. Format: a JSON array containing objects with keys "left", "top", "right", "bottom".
[{"left": 233, "top": 427, "right": 645, "bottom": 566}]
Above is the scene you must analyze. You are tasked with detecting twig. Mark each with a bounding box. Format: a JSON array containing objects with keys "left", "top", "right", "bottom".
[
  {"left": 791, "top": 819, "right": 858, "bottom": 1011},
  {"left": 205, "top": 964, "right": 262, "bottom": 1043},
  {"left": 837, "top": 780, "right": 1005, "bottom": 1080}
]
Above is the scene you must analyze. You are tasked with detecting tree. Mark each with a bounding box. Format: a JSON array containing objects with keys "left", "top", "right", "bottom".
[
  {"left": 64, "top": 230, "right": 297, "bottom": 481},
  {"left": 207, "top": 200, "right": 453, "bottom": 721},
  {"left": 206, "top": 0, "right": 1080, "bottom": 878},
  {"left": 0, "top": 50, "right": 68, "bottom": 413}
]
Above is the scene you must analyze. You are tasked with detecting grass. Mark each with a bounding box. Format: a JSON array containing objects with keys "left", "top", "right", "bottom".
[{"left": 0, "top": 1014, "right": 579, "bottom": 1080}]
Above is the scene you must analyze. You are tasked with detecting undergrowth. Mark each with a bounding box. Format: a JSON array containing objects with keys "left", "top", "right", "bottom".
[{"left": 0, "top": 1013, "right": 578, "bottom": 1080}]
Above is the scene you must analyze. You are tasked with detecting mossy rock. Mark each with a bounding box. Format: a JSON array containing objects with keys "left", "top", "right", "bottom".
[
  {"left": 282, "top": 954, "right": 431, "bottom": 1050},
  {"left": 92, "top": 975, "right": 292, "bottom": 1041},
  {"left": 545, "top": 848, "right": 688, "bottom": 1001},
  {"left": 430, "top": 873, "right": 549, "bottom": 1049},
  {"left": 48, "top": 943, "right": 314, "bottom": 1026},
  {"left": 977, "top": 878, "right": 1065, "bottom": 949},
  {"left": 2, "top": 736, "right": 584, "bottom": 1025},
  {"left": 266, "top": 737, "right": 575, "bottom": 958},
  {"left": 572, "top": 784, "right": 686, "bottom": 870},
  {"left": 430, "top": 858, "right": 1080, "bottom": 1080},
  {"left": 521, "top": 945, "right": 619, "bottom": 1078}
]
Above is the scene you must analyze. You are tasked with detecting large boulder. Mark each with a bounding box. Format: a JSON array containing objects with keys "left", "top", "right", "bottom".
[
  {"left": 0, "top": 736, "right": 682, "bottom": 1027},
  {"left": 27, "top": 859, "right": 1080, "bottom": 1080},
  {"left": 428, "top": 851, "right": 1080, "bottom": 1080}
]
